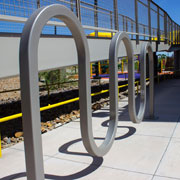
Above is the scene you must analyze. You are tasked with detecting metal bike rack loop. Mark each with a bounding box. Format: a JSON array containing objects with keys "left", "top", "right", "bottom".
[
  {"left": 140, "top": 42, "right": 154, "bottom": 119},
  {"left": 20, "top": 4, "right": 118, "bottom": 179},
  {"left": 110, "top": 32, "right": 149, "bottom": 124}
]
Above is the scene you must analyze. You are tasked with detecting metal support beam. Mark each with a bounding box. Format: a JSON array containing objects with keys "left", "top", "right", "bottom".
[
  {"left": 176, "top": 24, "right": 177, "bottom": 44},
  {"left": 135, "top": 0, "right": 139, "bottom": 44},
  {"left": 157, "top": 7, "right": 160, "bottom": 44},
  {"left": 143, "top": 26, "right": 145, "bottom": 40},
  {"left": 113, "top": 0, "right": 119, "bottom": 31},
  {"left": 123, "top": 16, "right": 125, "bottom": 31},
  {"left": 75, "top": 0, "right": 81, "bottom": 21},
  {"left": 94, "top": 0, "right": 98, "bottom": 37},
  {"left": 126, "top": 17, "right": 128, "bottom": 32},
  {"left": 131, "top": 21, "right": 133, "bottom": 39},
  {"left": 148, "top": 0, "right": 151, "bottom": 42}
]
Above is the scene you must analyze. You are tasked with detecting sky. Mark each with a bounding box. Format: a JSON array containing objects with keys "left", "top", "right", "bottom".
[{"left": 153, "top": 0, "right": 180, "bottom": 25}]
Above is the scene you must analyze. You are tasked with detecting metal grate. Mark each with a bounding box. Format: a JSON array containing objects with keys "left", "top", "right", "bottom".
[{"left": 0, "top": 0, "right": 37, "bottom": 17}]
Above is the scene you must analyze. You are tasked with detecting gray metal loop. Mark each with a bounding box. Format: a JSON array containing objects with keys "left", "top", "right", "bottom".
[
  {"left": 20, "top": 4, "right": 118, "bottom": 179},
  {"left": 82, "top": 25, "right": 119, "bottom": 157},
  {"left": 110, "top": 32, "right": 147, "bottom": 124},
  {"left": 140, "top": 42, "right": 154, "bottom": 119},
  {"left": 80, "top": 35, "right": 119, "bottom": 157},
  {"left": 110, "top": 32, "right": 135, "bottom": 123},
  {"left": 20, "top": 4, "right": 91, "bottom": 180}
]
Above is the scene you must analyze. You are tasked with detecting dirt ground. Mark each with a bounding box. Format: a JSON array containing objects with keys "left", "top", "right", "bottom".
[{"left": 0, "top": 76, "right": 21, "bottom": 102}]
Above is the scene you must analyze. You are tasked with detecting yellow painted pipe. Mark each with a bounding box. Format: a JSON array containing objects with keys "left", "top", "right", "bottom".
[
  {"left": 122, "top": 61, "right": 124, "bottom": 73},
  {"left": 0, "top": 113, "right": 22, "bottom": 123},
  {"left": 88, "top": 32, "right": 115, "bottom": 38}
]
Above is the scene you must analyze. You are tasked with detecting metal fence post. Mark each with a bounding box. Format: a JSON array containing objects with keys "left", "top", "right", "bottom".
[
  {"left": 177, "top": 24, "right": 178, "bottom": 44},
  {"left": 131, "top": 21, "right": 133, "bottom": 39},
  {"left": 143, "top": 26, "right": 145, "bottom": 40},
  {"left": 148, "top": 0, "right": 151, "bottom": 42},
  {"left": 178, "top": 26, "right": 179, "bottom": 44},
  {"left": 75, "top": 0, "right": 81, "bottom": 21},
  {"left": 94, "top": 0, "right": 98, "bottom": 37},
  {"left": 157, "top": 7, "right": 160, "bottom": 44},
  {"left": 174, "top": 23, "right": 176, "bottom": 44},
  {"left": 70, "top": 0, "right": 74, "bottom": 11},
  {"left": 126, "top": 17, "right": 128, "bottom": 32},
  {"left": 176, "top": 24, "right": 177, "bottom": 44},
  {"left": 164, "top": 13, "right": 167, "bottom": 44},
  {"left": 135, "top": 0, "right": 139, "bottom": 44},
  {"left": 171, "top": 21, "right": 173, "bottom": 44},
  {"left": 168, "top": 18, "right": 170, "bottom": 44},
  {"left": 110, "top": 11, "right": 113, "bottom": 37},
  {"left": 123, "top": 16, "right": 125, "bottom": 31},
  {"left": 37, "top": 0, "right": 40, "bottom": 8},
  {"left": 169, "top": 20, "right": 171, "bottom": 44},
  {"left": 113, "top": 0, "right": 119, "bottom": 31}
]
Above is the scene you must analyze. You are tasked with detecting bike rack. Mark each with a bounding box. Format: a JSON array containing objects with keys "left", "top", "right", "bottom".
[
  {"left": 19, "top": 4, "right": 155, "bottom": 180},
  {"left": 109, "top": 32, "right": 153, "bottom": 124}
]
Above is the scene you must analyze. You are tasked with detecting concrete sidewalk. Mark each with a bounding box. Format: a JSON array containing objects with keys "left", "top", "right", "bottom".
[{"left": 1, "top": 79, "right": 180, "bottom": 180}]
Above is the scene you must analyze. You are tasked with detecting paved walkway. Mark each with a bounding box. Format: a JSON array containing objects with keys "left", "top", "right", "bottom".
[{"left": 1, "top": 79, "right": 180, "bottom": 180}]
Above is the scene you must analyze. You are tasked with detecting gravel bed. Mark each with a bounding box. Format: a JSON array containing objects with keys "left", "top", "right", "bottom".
[{"left": 0, "top": 76, "right": 128, "bottom": 149}]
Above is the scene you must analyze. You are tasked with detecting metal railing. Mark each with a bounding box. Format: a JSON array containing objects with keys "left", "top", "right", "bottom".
[{"left": 0, "top": 0, "right": 179, "bottom": 44}]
